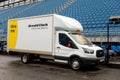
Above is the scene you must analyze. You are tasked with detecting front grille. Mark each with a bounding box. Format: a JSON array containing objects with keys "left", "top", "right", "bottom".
[{"left": 96, "top": 50, "right": 104, "bottom": 57}]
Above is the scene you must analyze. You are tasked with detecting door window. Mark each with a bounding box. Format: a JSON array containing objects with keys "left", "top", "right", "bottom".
[{"left": 59, "top": 33, "right": 78, "bottom": 49}]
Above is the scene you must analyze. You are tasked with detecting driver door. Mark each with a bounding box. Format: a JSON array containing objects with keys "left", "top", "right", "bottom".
[{"left": 55, "top": 33, "right": 78, "bottom": 58}]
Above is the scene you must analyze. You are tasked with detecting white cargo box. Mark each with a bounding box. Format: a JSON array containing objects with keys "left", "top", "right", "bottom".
[
  {"left": 8, "top": 15, "right": 53, "bottom": 55},
  {"left": 7, "top": 14, "right": 83, "bottom": 55}
]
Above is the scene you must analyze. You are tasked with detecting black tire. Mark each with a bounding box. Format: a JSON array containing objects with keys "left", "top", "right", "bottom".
[
  {"left": 70, "top": 58, "right": 82, "bottom": 71},
  {"left": 21, "top": 54, "right": 31, "bottom": 64}
]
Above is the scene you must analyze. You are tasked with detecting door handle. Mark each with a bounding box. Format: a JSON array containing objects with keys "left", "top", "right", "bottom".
[{"left": 57, "top": 47, "right": 60, "bottom": 49}]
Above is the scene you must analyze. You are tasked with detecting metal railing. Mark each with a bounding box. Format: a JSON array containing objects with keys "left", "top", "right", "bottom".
[
  {"left": 0, "top": 0, "right": 42, "bottom": 10},
  {"left": 84, "top": 30, "right": 120, "bottom": 42}
]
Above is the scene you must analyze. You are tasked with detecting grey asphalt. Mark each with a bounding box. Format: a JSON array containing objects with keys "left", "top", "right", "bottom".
[{"left": 0, "top": 54, "right": 120, "bottom": 80}]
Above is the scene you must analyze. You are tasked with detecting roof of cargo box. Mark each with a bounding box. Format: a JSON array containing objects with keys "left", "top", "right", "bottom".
[
  {"left": 53, "top": 14, "right": 83, "bottom": 32},
  {"left": 9, "top": 14, "right": 83, "bottom": 32}
]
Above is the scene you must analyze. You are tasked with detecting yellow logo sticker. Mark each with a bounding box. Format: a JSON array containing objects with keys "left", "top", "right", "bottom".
[{"left": 9, "top": 20, "right": 18, "bottom": 49}]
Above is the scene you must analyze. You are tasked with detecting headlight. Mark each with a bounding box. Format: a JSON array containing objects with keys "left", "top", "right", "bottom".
[{"left": 82, "top": 48, "right": 94, "bottom": 54}]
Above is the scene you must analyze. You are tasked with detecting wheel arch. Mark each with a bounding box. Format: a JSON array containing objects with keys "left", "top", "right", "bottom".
[{"left": 68, "top": 55, "right": 82, "bottom": 64}]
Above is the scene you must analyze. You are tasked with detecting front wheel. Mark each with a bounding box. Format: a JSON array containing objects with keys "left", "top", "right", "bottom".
[{"left": 70, "top": 58, "right": 82, "bottom": 70}]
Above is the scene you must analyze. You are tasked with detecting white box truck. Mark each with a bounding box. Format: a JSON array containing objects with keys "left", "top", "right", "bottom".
[{"left": 7, "top": 14, "right": 104, "bottom": 70}]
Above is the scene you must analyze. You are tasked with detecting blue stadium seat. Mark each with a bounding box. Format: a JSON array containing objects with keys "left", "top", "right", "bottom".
[
  {"left": 111, "top": 46, "right": 117, "bottom": 51},
  {"left": 0, "top": 0, "right": 120, "bottom": 38},
  {"left": 101, "top": 45, "right": 106, "bottom": 50},
  {"left": 117, "top": 46, "right": 120, "bottom": 50}
]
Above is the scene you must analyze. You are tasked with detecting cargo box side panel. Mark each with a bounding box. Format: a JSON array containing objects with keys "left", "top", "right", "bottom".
[{"left": 8, "top": 16, "right": 53, "bottom": 55}]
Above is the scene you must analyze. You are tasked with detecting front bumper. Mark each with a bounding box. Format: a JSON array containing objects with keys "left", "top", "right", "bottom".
[{"left": 81, "top": 57, "right": 104, "bottom": 66}]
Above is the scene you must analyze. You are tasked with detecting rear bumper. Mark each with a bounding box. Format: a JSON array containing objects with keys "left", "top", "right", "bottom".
[{"left": 81, "top": 57, "right": 104, "bottom": 66}]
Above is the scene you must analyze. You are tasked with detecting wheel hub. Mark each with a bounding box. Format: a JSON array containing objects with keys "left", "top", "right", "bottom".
[
  {"left": 23, "top": 55, "right": 28, "bottom": 63},
  {"left": 72, "top": 61, "right": 79, "bottom": 69}
]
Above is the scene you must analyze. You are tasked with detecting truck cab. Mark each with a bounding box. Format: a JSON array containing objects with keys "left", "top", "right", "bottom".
[{"left": 55, "top": 31, "right": 104, "bottom": 70}]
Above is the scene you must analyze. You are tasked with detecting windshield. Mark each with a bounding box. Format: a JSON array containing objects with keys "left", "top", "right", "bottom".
[{"left": 69, "top": 33, "right": 93, "bottom": 45}]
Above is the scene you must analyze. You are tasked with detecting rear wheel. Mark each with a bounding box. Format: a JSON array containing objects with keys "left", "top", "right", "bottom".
[
  {"left": 70, "top": 58, "right": 82, "bottom": 70},
  {"left": 21, "top": 54, "right": 32, "bottom": 64}
]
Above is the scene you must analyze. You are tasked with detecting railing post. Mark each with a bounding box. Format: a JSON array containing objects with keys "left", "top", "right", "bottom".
[{"left": 105, "top": 23, "right": 110, "bottom": 64}]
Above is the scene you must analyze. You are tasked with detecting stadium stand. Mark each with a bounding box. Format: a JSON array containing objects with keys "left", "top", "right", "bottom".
[
  {"left": 60, "top": 0, "right": 120, "bottom": 33},
  {"left": 0, "top": 0, "right": 120, "bottom": 45}
]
